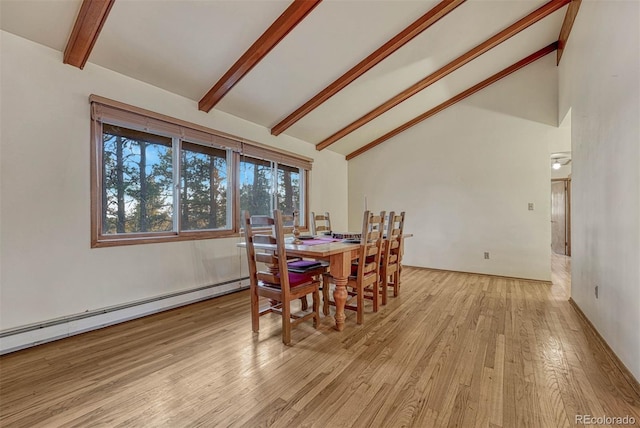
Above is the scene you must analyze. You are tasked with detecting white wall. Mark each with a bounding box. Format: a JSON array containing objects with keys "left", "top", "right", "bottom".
[
  {"left": 550, "top": 111, "right": 572, "bottom": 179},
  {"left": 0, "top": 31, "right": 348, "bottom": 330},
  {"left": 558, "top": 1, "right": 640, "bottom": 381},
  {"left": 349, "top": 55, "right": 570, "bottom": 281}
]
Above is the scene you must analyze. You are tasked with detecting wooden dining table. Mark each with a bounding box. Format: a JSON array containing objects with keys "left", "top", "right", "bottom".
[{"left": 238, "top": 239, "right": 361, "bottom": 331}]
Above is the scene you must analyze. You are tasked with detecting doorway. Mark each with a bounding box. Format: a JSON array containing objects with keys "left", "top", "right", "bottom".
[{"left": 551, "top": 178, "right": 571, "bottom": 256}]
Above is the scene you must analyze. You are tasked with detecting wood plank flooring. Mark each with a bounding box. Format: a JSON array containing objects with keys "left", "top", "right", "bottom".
[{"left": 1, "top": 259, "right": 639, "bottom": 427}]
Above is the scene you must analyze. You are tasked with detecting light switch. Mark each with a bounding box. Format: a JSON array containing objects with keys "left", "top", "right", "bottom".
[{"left": 528, "top": 203, "right": 534, "bottom": 211}]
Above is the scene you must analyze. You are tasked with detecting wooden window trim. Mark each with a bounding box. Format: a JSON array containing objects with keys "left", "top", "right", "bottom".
[
  {"left": 89, "top": 95, "right": 313, "bottom": 170},
  {"left": 90, "top": 95, "right": 311, "bottom": 248}
]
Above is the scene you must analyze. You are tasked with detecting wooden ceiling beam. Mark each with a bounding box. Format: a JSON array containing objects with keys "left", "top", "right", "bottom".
[
  {"left": 270, "top": 0, "right": 466, "bottom": 136},
  {"left": 556, "top": 0, "right": 582, "bottom": 65},
  {"left": 63, "top": 0, "right": 115, "bottom": 69},
  {"left": 346, "top": 42, "right": 558, "bottom": 161},
  {"left": 317, "top": 0, "right": 570, "bottom": 151},
  {"left": 199, "top": 0, "right": 322, "bottom": 113}
]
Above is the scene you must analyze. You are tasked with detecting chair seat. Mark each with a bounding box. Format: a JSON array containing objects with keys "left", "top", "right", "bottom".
[{"left": 261, "top": 272, "right": 314, "bottom": 288}]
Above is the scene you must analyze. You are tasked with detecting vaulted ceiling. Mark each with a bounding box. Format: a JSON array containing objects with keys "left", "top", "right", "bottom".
[{"left": 0, "top": 0, "right": 580, "bottom": 159}]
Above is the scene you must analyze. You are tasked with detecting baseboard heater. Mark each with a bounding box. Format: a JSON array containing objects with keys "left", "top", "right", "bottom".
[{"left": 0, "top": 277, "right": 250, "bottom": 355}]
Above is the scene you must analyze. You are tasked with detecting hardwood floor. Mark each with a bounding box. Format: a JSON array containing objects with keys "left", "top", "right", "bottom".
[{"left": 1, "top": 262, "right": 639, "bottom": 427}]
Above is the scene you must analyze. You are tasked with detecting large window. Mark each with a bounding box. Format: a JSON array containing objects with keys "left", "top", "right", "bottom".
[{"left": 91, "top": 96, "right": 311, "bottom": 247}]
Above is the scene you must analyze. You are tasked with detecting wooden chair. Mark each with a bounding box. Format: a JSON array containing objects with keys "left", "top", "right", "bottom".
[
  {"left": 243, "top": 210, "right": 320, "bottom": 345},
  {"left": 323, "top": 210, "right": 385, "bottom": 324},
  {"left": 380, "top": 211, "right": 405, "bottom": 305},
  {"left": 309, "top": 211, "right": 333, "bottom": 311},
  {"left": 310, "top": 211, "right": 331, "bottom": 236}
]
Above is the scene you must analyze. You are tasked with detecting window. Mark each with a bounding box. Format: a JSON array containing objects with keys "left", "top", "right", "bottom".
[
  {"left": 238, "top": 157, "right": 305, "bottom": 228},
  {"left": 180, "top": 142, "right": 229, "bottom": 231},
  {"left": 90, "top": 95, "right": 311, "bottom": 247},
  {"left": 277, "top": 163, "right": 302, "bottom": 216},
  {"left": 102, "top": 125, "right": 174, "bottom": 235},
  {"left": 239, "top": 156, "right": 273, "bottom": 219}
]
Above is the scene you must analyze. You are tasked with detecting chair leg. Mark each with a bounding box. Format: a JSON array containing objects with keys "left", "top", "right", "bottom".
[
  {"left": 322, "top": 275, "right": 331, "bottom": 315},
  {"left": 312, "top": 289, "right": 320, "bottom": 328},
  {"left": 372, "top": 278, "right": 379, "bottom": 313},
  {"left": 300, "top": 296, "right": 308, "bottom": 311},
  {"left": 282, "top": 301, "right": 291, "bottom": 345},
  {"left": 381, "top": 271, "right": 388, "bottom": 306},
  {"left": 251, "top": 287, "right": 260, "bottom": 332},
  {"left": 393, "top": 270, "right": 399, "bottom": 297},
  {"left": 356, "top": 283, "right": 364, "bottom": 325}
]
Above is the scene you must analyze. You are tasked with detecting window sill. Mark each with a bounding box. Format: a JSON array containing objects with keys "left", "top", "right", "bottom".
[
  {"left": 92, "top": 230, "right": 240, "bottom": 248},
  {"left": 91, "top": 227, "right": 310, "bottom": 248}
]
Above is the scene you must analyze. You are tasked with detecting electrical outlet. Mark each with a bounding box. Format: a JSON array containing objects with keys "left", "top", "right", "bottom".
[
  {"left": 528, "top": 203, "right": 534, "bottom": 211},
  {"left": 595, "top": 285, "right": 599, "bottom": 299},
  {"left": 484, "top": 252, "right": 490, "bottom": 259}
]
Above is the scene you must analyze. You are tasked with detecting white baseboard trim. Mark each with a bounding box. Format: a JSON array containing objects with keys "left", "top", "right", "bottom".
[{"left": 0, "top": 278, "right": 250, "bottom": 355}]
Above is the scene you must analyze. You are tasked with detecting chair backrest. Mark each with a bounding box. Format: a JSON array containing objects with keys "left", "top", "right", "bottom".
[
  {"left": 243, "top": 210, "right": 293, "bottom": 295},
  {"left": 356, "top": 210, "right": 385, "bottom": 280},
  {"left": 384, "top": 211, "right": 405, "bottom": 265},
  {"left": 310, "top": 211, "right": 331, "bottom": 235}
]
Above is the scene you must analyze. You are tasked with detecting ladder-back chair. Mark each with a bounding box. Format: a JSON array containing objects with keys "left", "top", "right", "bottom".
[
  {"left": 310, "top": 211, "right": 331, "bottom": 236},
  {"left": 380, "top": 211, "right": 405, "bottom": 305},
  {"left": 243, "top": 210, "right": 320, "bottom": 345}
]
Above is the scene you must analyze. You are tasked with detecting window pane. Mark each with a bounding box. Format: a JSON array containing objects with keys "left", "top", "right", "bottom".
[
  {"left": 102, "top": 124, "right": 174, "bottom": 234},
  {"left": 239, "top": 156, "right": 273, "bottom": 218},
  {"left": 277, "top": 164, "right": 301, "bottom": 226},
  {"left": 180, "top": 142, "right": 228, "bottom": 231}
]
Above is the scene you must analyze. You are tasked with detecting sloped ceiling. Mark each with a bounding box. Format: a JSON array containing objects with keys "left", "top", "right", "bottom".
[{"left": 0, "top": 0, "right": 574, "bottom": 157}]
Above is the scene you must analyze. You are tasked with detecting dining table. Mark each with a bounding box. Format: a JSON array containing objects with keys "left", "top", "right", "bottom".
[
  {"left": 238, "top": 233, "right": 412, "bottom": 332},
  {"left": 238, "top": 238, "right": 361, "bottom": 331}
]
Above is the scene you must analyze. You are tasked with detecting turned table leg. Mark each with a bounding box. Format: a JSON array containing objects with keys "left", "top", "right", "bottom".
[
  {"left": 333, "top": 276, "right": 348, "bottom": 331},
  {"left": 330, "top": 251, "right": 352, "bottom": 332}
]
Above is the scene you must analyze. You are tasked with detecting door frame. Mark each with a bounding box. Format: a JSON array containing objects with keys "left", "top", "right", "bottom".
[{"left": 551, "top": 178, "right": 571, "bottom": 256}]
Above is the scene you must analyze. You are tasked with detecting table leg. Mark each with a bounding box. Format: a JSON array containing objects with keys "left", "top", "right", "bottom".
[
  {"left": 330, "top": 252, "right": 351, "bottom": 332},
  {"left": 333, "top": 276, "right": 348, "bottom": 331}
]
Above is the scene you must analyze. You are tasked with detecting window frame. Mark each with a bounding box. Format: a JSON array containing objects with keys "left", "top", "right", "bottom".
[
  {"left": 90, "top": 95, "right": 311, "bottom": 248},
  {"left": 237, "top": 155, "right": 306, "bottom": 228}
]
